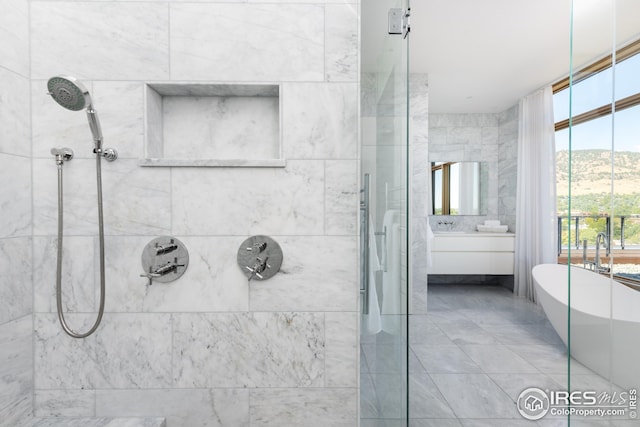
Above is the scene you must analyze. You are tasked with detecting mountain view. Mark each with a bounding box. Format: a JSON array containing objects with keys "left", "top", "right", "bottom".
[
  {"left": 556, "top": 149, "right": 640, "bottom": 196},
  {"left": 556, "top": 149, "right": 640, "bottom": 247}
]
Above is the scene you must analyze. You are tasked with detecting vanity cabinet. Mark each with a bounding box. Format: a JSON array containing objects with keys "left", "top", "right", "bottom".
[{"left": 427, "top": 232, "right": 515, "bottom": 275}]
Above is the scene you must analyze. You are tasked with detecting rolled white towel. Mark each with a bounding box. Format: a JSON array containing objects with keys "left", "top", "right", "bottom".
[{"left": 477, "top": 224, "right": 509, "bottom": 233}]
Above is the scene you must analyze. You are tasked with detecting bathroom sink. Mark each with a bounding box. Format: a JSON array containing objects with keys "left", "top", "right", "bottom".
[{"left": 434, "top": 231, "right": 466, "bottom": 234}]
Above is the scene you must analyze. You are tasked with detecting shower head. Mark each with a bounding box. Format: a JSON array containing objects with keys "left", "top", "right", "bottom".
[
  {"left": 47, "top": 76, "right": 103, "bottom": 145},
  {"left": 47, "top": 76, "right": 92, "bottom": 111}
]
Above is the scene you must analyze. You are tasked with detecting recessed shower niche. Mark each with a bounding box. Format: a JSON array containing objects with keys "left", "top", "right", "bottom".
[{"left": 141, "top": 83, "right": 284, "bottom": 167}]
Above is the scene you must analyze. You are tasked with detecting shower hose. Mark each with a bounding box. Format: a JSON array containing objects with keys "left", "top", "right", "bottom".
[{"left": 55, "top": 151, "right": 106, "bottom": 338}]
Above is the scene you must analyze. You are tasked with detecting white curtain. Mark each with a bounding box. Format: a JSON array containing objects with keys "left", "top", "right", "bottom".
[{"left": 515, "top": 86, "right": 557, "bottom": 301}]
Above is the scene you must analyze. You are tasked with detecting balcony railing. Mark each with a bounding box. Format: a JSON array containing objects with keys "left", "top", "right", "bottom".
[{"left": 557, "top": 214, "right": 640, "bottom": 255}]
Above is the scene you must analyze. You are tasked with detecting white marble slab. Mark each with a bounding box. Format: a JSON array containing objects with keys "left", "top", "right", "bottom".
[
  {"left": 161, "top": 95, "right": 279, "bottom": 160},
  {"left": 31, "top": 2, "right": 169, "bottom": 80},
  {"left": 497, "top": 105, "right": 519, "bottom": 231},
  {"left": 459, "top": 344, "right": 539, "bottom": 373},
  {"left": 33, "top": 236, "right": 96, "bottom": 314},
  {"left": 31, "top": 157, "right": 80, "bottom": 239},
  {"left": 409, "top": 74, "right": 430, "bottom": 303},
  {"left": 171, "top": 160, "right": 324, "bottom": 236},
  {"left": 144, "top": 85, "right": 163, "bottom": 158},
  {"left": 0, "top": 0, "right": 29, "bottom": 76},
  {"left": 101, "top": 236, "right": 248, "bottom": 313},
  {"left": 325, "top": 160, "right": 358, "bottom": 235},
  {"left": 488, "top": 373, "right": 563, "bottom": 405},
  {"left": 149, "top": 83, "right": 279, "bottom": 98},
  {"left": 0, "top": 316, "right": 32, "bottom": 423},
  {"left": 173, "top": 312, "right": 324, "bottom": 387},
  {"left": 0, "top": 238, "right": 32, "bottom": 323},
  {"left": 325, "top": 312, "right": 358, "bottom": 387},
  {"left": 92, "top": 81, "right": 145, "bottom": 160},
  {"left": 1, "top": 395, "right": 32, "bottom": 427},
  {"left": 143, "top": 82, "right": 282, "bottom": 165},
  {"left": 282, "top": 83, "right": 358, "bottom": 159},
  {"left": 0, "top": 69, "right": 30, "bottom": 157},
  {"left": 410, "top": 74, "right": 429, "bottom": 119},
  {"left": 411, "top": 344, "right": 482, "bottom": 374},
  {"left": 30, "top": 418, "right": 165, "bottom": 427},
  {"left": 170, "top": 4, "right": 323, "bottom": 81},
  {"left": 0, "top": 154, "right": 30, "bottom": 238},
  {"left": 360, "top": 73, "right": 377, "bottom": 118},
  {"left": 409, "top": 372, "right": 457, "bottom": 419},
  {"left": 359, "top": 373, "right": 379, "bottom": 419},
  {"left": 325, "top": 4, "right": 358, "bottom": 82},
  {"left": 34, "top": 389, "right": 95, "bottom": 418},
  {"left": 97, "top": 159, "right": 171, "bottom": 235},
  {"left": 33, "top": 159, "right": 171, "bottom": 236},
  {"left": 35, "top": 313, "right": 172, "bottom": 389},
  {"left": 430, "top": 373, "right": 520, "bottom": 419},
  {"left": 237, "top": 0, "right": 357, "bottom": 3},
  {"left": 248, "top": 236, "right": 357, "bottom": 312},
  {"left": 96, "top": 389, "right": 248, "bottom": 427},
  {"left": 249, "top": 388, "right": 357, "bottom": 427},
  {"left": 138, "top": 158, "right": 286, "bottom": 168}
]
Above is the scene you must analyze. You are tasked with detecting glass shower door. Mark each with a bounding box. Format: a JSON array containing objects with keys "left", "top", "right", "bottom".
[
  {"left": 566, "top": 2, "right": 640, "bottom": 425},
  {"left": 360, "top": 1, "right": 410, "bottom": 425}
]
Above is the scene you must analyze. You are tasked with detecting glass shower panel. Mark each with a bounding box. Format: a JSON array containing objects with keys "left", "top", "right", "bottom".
[
  {"left": 609, "top": 1, "right": 640, "bottom": 420},
  {"left": 569, "top": 0, "right": 640, "bottom": 425},
  {"left": 360, "top": 0, "right": 410, "bottom": 425},
  {"left": 568, "top": 1, "right": 615, "bottom": 419}
]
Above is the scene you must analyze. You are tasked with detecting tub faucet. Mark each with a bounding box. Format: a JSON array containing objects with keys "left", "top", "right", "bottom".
[
  {"left": 583, "top": 239, "right": 596, "bottom": 271},
  {"left": 594, "top": 232, "right": 610, "bottom": 273}
]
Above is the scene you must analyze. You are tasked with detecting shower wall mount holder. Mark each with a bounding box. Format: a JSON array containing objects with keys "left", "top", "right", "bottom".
[
  {"left": 140, "top": 236, "right": 189, "bottom": 285},
  {"left": 237, "top": 235, "right": 283, "bottom": 282}
]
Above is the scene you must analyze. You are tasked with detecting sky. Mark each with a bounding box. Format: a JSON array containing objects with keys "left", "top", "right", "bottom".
[
  {"left": 555, "top": 106, "right": 640, "bottom": 152},
  {"left": 554, "top": 53, "right": 640, "bottom": 152}
]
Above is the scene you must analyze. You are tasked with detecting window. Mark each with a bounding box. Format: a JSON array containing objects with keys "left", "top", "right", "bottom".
[
  {"left": 554, "top": 39, "right": 640, "bottom": 271},
  {"left": 431, "top": 162, "right": 449, "bottom": 215}
]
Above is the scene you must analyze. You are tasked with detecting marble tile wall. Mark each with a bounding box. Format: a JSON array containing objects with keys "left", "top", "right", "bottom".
[
  {"left": 28, "top": 1, "right": 359, "bottom": 426},
  {"left": 409, "top": 74, "right": 429, "bottom": 314},
  {"left": 0, "top": 0, "right": 33, "bottom": 424},
  {"left": 0, "top": 0, "right": 31, "bottom": 323},
  {"left": 428, "top": 110, "right": 519, "bottom": 233},
  {"left": 0, "top": 317, "right": 33, "bottom": 426},
  {"left": 498, "top": 106, "right": 519, "bottom": 232}
]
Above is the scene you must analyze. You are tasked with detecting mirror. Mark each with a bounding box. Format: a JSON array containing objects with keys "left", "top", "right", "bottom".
[{"left": 432, "top": 161, "right": 488, "bottom": 215}]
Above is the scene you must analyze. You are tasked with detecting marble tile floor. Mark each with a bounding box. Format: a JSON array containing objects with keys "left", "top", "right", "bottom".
[
  {"left": 361, "top": 283, "right": 637, "bottom": 427},
  {"left": 24, "top": 418, "right": 166, "bottom": 427}
]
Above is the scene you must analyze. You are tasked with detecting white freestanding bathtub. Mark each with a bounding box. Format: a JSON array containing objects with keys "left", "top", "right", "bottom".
[{"left": 532, "top": 263, "right": 640, "bottom": 390}]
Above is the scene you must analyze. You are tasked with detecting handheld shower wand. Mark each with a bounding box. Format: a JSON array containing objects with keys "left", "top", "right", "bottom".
[
  {"left": 47, "top": 76, "right": 116, "bottom": 159},
  {"left": 47, "top": 76, "right": 117, "bottom": 338}
]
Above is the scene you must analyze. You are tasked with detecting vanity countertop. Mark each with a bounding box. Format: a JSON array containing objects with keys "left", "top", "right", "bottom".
[{"left": 433, "top": 231, "right": 514, "bottom": 237}]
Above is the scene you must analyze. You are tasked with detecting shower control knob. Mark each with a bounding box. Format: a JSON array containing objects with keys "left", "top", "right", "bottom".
[
  {"left": 140, "top": 236, "right": 189, "bottom": 285},
  {"left": 245, "top": 265, "right": 264, "bottom": 280},
  {"left": 246, "top": 241, "right": 268, "bottom": 253},
  {"left": 237, "top": 236, "right": 283, "bottom": 282}
]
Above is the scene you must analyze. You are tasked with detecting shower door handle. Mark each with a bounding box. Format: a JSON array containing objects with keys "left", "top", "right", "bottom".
[{"left": 360, "top": 173, "right": 370, "bottom": 315}]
